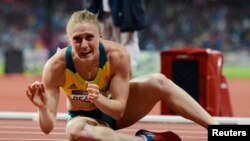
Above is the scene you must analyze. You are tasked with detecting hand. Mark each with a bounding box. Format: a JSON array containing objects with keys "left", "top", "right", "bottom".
[
  {"left": 86, "top": 82, "right": 100, "bottom": 102},
  {"left": 26, "top": 81, "right": 47, "bottom": 108}
]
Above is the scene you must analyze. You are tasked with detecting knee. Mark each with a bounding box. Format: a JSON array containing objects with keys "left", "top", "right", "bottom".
[
  {"left": 149, "top": 73, "right": 174, "bottom": 94},
  {"left": 150, "top": 73, "right": 171, "bottom": 86},
  {"left": 66, "top": 119, "right": 90, "bottom": 141}
]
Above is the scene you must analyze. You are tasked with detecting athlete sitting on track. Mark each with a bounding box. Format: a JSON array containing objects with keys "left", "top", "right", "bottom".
[{"left": 25, "top": 10, "right": 219, "bottom": 141}]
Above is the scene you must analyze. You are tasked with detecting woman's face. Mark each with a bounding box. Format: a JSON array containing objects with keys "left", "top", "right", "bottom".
[{"left": 68, "top": 22, "right": 101, "bottom": 61}]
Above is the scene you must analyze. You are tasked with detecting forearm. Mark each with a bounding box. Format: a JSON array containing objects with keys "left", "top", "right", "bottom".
[
  {"left": 38, "top": 106, "right": 56, "bottom": 134},
  {"left": 92, "top": 94, "right": 125, "bottom": 120}
]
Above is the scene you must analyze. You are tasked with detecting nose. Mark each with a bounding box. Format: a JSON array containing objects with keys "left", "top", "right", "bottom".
[{"left": 81, "top": 39, "right": 88, "bottom": 48}]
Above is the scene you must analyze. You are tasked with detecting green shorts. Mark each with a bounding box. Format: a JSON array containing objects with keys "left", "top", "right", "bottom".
[{"left": 68, "top": 109, "right": 117, "bottom": 130}]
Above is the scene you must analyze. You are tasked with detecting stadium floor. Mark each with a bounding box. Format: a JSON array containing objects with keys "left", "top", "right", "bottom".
[{"left": 0, "top": 74, "right": 249, "bottom": 141}]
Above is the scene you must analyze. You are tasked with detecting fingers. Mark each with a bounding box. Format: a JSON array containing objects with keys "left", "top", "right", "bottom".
[
  {"left": 86, "top": 82, "right": 100, "bottom": 101},
  {"left": 87, "top": 87, "right": 100, "bottom": 94},
  {"left": 30, "top": 81, "right": 40, "bottom": 88},
  {"left": 26, "top": 81, "right": 44, "bottom": 100},
  {"left": 86, "top": 82, "right": 99, "bottom": 89},
  {"left": 87, "top": 93, "right": 99, "bottom": 102},
  {"left": 41, "top": 84, "right": 45, "bottom": 93},
  {"left": 26, "top": 88, "right": 34, "bottom": 101},
  {"left": 86, "top": 83, "right": 99, "bottom": 94}
]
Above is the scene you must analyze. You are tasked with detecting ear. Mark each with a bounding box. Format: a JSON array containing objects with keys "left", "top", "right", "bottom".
[
  {"left": 66, "top": 35, "right": 70, "bottom": 43},
  {"left": 99, "top": 32, "right": 103, "bottom": 38}
]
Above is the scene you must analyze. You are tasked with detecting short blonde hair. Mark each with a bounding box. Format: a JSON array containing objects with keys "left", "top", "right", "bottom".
[{"left": 66, "top": 10, "right": 101, "bottom": 35}]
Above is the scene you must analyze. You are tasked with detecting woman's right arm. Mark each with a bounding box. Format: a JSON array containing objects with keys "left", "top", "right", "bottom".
[{"left": 26, "top": 56, "right": 63, "bottom": 134}]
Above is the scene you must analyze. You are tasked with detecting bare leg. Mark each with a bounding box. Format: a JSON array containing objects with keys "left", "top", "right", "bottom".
[
  {"left": 116, "top": 73, "right": 218, "bottom": 129},
  {"left": 159, "top": 75, "right": 219, "bottom": 128},
  {"left": 83, "top": 124, "right": 144, "bottom": 141},
  {"left": 66, "top": 116, "right": 144, "bottom": 141}
]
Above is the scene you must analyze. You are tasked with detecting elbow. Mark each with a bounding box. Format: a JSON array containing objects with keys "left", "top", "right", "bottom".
[
  {"left": 41, "top": 126, "right": 54, "bottom": 134},
  {"left": 40, "top": 120, "right": 55, "bottom": 134},
  {"left": 113, "top": 105, "right": 126, "bottom": 120},
  {"left": 42, "top": 129, "right": 51, "bottom": 134},
  {"left": 114, "top": 111, "right": 124, "bottom": 120}
]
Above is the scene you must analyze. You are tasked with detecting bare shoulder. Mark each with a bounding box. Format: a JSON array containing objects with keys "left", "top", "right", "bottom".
[
  {"left": 101, "top": 40, "right": 130, "bottom": 73},
  {"left": 101, "top": 40, "right": 129, "bottom": 62},
  {"left": 43, "top": 48, "right": 66, "bottom": 87}
]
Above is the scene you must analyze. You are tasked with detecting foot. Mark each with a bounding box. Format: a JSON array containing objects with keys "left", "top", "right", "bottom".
[{"left": 135, "top": 129, "right": 182, "bottom": 141}]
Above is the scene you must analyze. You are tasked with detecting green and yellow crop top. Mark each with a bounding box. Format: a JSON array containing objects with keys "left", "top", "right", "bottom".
[{"left": 61, "top": 43, "right": 112, "bottom": 110}]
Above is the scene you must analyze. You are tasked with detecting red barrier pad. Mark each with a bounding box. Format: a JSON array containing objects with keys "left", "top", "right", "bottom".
[{"left": 160, "top": 47, "right": 232, "bottom": 116}]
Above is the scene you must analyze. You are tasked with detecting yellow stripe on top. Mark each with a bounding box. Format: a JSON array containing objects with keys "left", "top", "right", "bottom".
[{"left": 61, "top": 43, "right": 112, "bottom": 110}]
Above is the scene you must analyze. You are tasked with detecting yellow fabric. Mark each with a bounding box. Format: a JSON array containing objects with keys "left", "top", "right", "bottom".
[{"left": 61, "top": 53, "right": 112, "bottom": 110}]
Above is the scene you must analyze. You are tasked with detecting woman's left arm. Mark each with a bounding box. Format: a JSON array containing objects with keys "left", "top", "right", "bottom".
[{"left": 87, "top": 49, "right": 130, "bottom": 120}]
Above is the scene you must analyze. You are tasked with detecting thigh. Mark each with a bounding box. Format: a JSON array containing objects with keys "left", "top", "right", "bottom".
[
  {"left": 66, "top": 116, "right": 111, "bottom": 140},
  {"left": 66, "top": 116, "right": 99, "bottom": 130},
  {"left": 66, "top": 116, "right": 108, "bottom": 134},
  {"left": 116, "top": 74, "right": 163, "bottom": 129}
]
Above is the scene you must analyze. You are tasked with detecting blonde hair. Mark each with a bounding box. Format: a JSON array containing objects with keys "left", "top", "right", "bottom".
[{"left": 66, "top": 10, "right": 101, "bottom": 35}]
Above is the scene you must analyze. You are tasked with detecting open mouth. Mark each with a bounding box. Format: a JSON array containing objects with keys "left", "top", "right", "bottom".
[{"left": 79, "top": 51, "right": 92, "bottom": 59}]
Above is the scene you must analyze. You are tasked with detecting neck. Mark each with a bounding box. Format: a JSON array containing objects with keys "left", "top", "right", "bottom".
[{"left": 74, "top": 56, "right": 99, "bottom": 81}]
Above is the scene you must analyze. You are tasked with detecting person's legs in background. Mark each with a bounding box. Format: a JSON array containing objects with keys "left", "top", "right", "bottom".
[{"left": 121, "top": 31, "right": 140, "bottom": 78}]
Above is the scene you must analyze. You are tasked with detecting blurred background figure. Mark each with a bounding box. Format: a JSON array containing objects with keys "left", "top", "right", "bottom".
[
  {"left": 115, "top": 0, "right": 148, "bottom": 77},
  {"left": 0, "top": 0, "right": 249, "bottom": 75},
  {"left": 88, "top": 0, "right": 147, "bottom": 77},
  {"left": 88, "top": 0, "right": 120, "bottom": 43}
]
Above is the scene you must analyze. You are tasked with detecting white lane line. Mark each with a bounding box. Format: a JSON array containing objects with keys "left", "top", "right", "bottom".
[
  {"left": 182, "top": 136, "right": 207, "bottom": 139},
  {"left": 0, "top": 131, "right": 64, "bottom": 135},
  {"left": 0, "top": 125, "right": 65, "bottom": 130},
  {"left": 0, "top": 122, "right": 66, "bottom": 127},
  {"left": 0, "top": 138, "right": 67, "bottom": 141},
  {"left": 0, "top": 125, "right": 203, "bottom": 132},
  {"left": 119, "top": 128, "right": 206, "bottom": 134},
  {"left": 2, "top": 112, "right": 250, "bottom": 124}
]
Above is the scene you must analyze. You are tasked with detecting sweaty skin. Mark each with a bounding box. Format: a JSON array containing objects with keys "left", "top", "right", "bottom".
[{"left": 26, "top": 10, "right": 218, "bottom": 141}]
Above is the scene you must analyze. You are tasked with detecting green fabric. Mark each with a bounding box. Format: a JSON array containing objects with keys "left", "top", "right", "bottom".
[
  {"left": 68, "top": 109, "right": 117, "bottom": 130},
  {"left": 65, "top": 43, "right": 107, "bottom": 72}
]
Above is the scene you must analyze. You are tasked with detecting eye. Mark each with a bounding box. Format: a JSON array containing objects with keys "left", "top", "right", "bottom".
[
  {"left": 73, "top": 36, "right": 82, "bottom": 43},
  {"left": 85, "top": 34, "right": 94, "bottom": 41}
]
